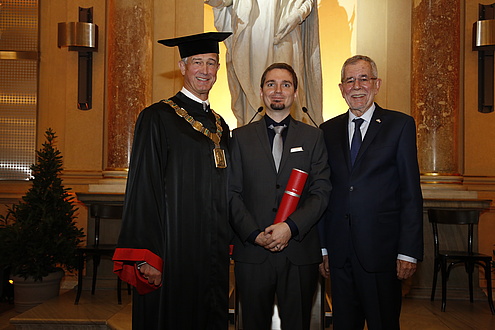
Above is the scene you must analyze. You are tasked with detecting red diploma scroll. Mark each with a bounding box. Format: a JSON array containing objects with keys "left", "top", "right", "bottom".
[{"left": 274, "top": 168, "right": 308, "bottom": 224}]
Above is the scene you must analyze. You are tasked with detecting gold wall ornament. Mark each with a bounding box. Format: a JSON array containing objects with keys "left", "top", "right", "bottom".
[
  {"left": 473, "top": 19, "right": 495, "bottom": 49},
  {"left": 57, "top": 22, "right": 98, "bottom": 50},
  {"left": 57, "top": 7, "right": 98, "bottom": 110},
  {"left": 472, "top": 4, "right": 495, "bottom": 113}
]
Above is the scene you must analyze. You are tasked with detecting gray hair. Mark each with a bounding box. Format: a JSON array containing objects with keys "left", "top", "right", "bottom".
[{"left": 341, "top": 55, "right": 378, "bottom": 82}]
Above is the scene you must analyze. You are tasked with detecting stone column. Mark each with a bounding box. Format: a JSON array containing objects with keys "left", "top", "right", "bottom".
[
  {"left": 106, "top": 0, "right": 153, "bottom": 171},
  {"left": 411, "top": 0, "right": 461, "bottom": 176}
]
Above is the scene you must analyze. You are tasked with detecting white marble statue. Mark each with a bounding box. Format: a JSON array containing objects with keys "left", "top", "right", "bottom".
[{"left": 205, "top": 0, "right": 323, "bottom": 126}]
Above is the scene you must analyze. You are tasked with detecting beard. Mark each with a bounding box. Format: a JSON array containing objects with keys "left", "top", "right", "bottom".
[{"left": 270, "top": 102, "right": 286, "bottom": 110}]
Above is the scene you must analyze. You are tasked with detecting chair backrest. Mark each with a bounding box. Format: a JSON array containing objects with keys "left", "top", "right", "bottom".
[
  {"left": 427, "top": 208, "right": 481, "bottom": 255},
  {"left": 89, "top": 204, "right": 123, "bottom": 247},
  {"left": 427, "top": 209, "right": 480, "bottom": 225},
  {"left": 90, "top": 203, "right": 123, "bottom": 219}
]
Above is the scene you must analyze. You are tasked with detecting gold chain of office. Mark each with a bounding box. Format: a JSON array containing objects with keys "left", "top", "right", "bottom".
[{"left": 163, "top": 99, "right": 223, "bottom": 145}]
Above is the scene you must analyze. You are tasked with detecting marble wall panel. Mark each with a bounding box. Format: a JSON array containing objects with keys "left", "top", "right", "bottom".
[
  {"left": 412, "top": 0, "right": 461, "bottom": 175},
  {"left": 106, "top": 0, "right": 153, "bottom": 170}
]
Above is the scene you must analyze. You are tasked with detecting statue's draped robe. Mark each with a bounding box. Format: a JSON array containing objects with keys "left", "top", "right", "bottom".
[{"left": 208, "top": 0, "right": 323, "bottom": 126}]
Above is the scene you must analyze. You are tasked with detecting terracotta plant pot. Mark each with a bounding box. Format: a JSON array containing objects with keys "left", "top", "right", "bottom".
[{"left": 12, "top": 269, "right": 64, "bottom": 313}]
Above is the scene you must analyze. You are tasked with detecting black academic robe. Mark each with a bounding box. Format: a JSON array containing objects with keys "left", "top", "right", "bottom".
[{"left": 113, "top": 92, "right": 230, "bottom": 329}]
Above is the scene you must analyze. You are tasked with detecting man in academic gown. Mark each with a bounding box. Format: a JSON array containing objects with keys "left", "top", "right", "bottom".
[
  {"left": 229, "top": 63, "right": 331, "bottom": 330},
  {"left": 112, "top": 32, "right": 232, "bottom": 330}
]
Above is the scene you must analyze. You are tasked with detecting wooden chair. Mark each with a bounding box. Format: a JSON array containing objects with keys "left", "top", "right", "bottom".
[
  {"left": 74, "top": 203, "right": 130, "bottom": 304},
  {"left": 428, "top": 208, "right": 495, "bottom": 314}
]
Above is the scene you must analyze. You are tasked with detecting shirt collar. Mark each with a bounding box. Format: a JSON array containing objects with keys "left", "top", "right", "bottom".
[
  {"left": 264, "top": 114, "right": 291, "bottom": 128},
  {"left": 181, "top": 87, "right": 210, "bottom": 106},
  {"left": 348, "top": 103, "right": 376, "bottom": 125}
]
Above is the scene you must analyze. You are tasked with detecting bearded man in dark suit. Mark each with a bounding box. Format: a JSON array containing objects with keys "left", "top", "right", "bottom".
[
  {"left": 319, "top": 55, "right": 423, "bottom": 330},
  {"left": 230, "top": 62, "right": 331, "bottom": 330}
]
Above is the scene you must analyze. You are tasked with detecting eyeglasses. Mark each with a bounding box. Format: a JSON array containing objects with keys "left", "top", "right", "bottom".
[{"left": 342, "top": 77, "right": 377, "bottom": 86}]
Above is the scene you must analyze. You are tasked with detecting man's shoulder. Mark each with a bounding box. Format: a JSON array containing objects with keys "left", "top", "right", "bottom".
[
  {"left": 232, "top": 119, "right": 262, "bottom": 134},
  {"left": 138, "top": 100, "right": 176, "bottom": 119},
  {"left": 291, "top": 118, "right": 319, "bottom": 131},
  {"left": 288, "top": 119, "right": 323, "bottom": 140},
  {"left": 375, "top": 105, "right": 413, "bottom": 120},
  {"left": 375, "top": 108, "right": 416, "bottom": 129},
  {"left": 320, "top": 112, "right": 347, "bottom": 130}
]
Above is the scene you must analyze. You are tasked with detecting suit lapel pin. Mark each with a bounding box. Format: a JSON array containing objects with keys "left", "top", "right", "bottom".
[{"left": 376, "top": 119, "right": 381, "bottom": 123}]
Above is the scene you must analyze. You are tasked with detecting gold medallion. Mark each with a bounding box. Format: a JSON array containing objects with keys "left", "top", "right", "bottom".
[{"left": 213, "top": 147, "right": 227, "bottom": 168}]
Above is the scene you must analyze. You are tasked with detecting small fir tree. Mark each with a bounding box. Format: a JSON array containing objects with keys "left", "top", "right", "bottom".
[{"left": 0, "top": 128, "right": 85, "bottom": 281}]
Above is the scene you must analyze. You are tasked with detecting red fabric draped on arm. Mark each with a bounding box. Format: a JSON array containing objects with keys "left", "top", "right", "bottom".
[{"left": 113, "top": 248, "right": 163, "bottom": 294}]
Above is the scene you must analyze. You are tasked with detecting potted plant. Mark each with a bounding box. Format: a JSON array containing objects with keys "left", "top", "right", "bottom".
[{"left": 0, "top": 128, "right": 84, "bottom": 312}]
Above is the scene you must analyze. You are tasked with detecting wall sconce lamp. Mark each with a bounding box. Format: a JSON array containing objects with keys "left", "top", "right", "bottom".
[
  {"left": 58, "top": 7, "right": 98, "bottom": 110},
  {"left": 473, "top": 4, "right": 495, "bottom": 113}
]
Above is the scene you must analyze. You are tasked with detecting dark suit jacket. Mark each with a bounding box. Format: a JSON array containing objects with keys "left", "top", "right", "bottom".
[
  {"left": 230, "top": 116, "right": 331, "bottom": 265},
  {"left": 319, "top": 104, "right": 423, "bottom": 273}
]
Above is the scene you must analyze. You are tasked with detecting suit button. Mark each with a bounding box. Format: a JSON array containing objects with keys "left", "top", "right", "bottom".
[
  {"left": 276, "top": 184, "right": 281, "bottom": 189},
  {"left": 272, "top": 208, "right": 277, "bottom": 212},
  {"left": 349, "top": 186, "right": 354, "bottom": 192}
]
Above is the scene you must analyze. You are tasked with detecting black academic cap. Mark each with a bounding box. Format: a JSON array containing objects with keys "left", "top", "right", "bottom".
[{"left": 158, "top": 32, "right": 232, "bottom": 58}]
